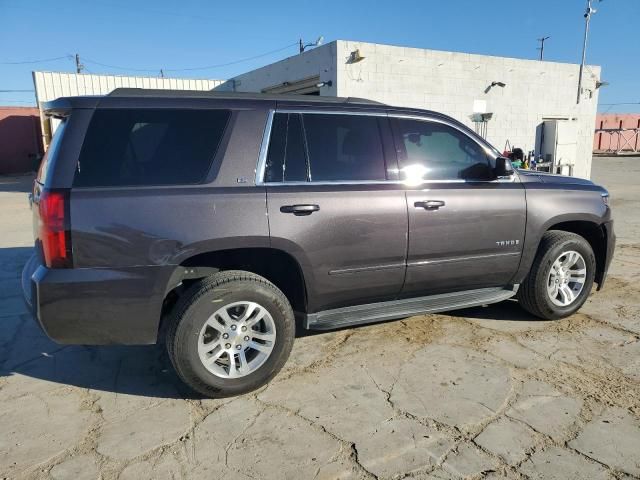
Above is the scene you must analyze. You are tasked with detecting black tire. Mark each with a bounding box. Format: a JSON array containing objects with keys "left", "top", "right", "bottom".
[
  {"left": 166, "top": 270, "right": 295, "bottom": 398},
  {"left": 517, "top": 231, "right": 596, "bottom": 320}
]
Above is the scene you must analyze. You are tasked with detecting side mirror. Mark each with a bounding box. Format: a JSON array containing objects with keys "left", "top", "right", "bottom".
[{"left": 495, "top": 156, "right": 514, "bottom": 177}]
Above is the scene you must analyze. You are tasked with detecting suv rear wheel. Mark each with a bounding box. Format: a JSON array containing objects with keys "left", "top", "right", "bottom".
[
  {"left": 517, "top": 231, "right": 596, "bottom": 320},
  {"left": 166, "top": 270, "right": 295, "bottom": 397}
]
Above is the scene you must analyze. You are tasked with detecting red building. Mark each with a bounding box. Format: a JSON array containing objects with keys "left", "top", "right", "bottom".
[
  {"left": 0, "top": 106, "right": 43, "bottom": 174},
  {"left": 594, "top": 113, "right": 640, "bottom": 153}
]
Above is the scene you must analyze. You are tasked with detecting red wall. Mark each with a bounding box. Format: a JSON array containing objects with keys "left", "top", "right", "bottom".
[
  {"left": 0, "top": 107, "right": 44, "bottom": 174},
  {"left": 594, "top": 113, "right": 640, "bottom": 152}
]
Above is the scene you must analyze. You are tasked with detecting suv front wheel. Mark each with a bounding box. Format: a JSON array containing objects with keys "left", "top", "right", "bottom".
[
  {"left": 166, "top": 270, "right": 295, "bottom": 398},
  {"left": 517, "top": 231, "right": 596, "bottom": 320}
]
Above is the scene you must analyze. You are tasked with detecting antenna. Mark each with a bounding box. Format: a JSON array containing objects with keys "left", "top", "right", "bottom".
[
  {"left": 299, "top": 36, "right": 324, "bottom": 53},
  {"left": 537, "top": 36, "right": 550, "bottom": 61},
  {"left": 577, "top": 0, "right": 603, "bottom": 104}
]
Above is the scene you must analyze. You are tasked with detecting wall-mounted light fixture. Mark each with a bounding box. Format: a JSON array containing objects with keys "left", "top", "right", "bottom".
[
  {"left": 347, "top": 49, "right": 365, "bottom": 64},
  {"left": 595, "top": 80, "right": 609, "bottom": 89},
  {"left": 316, "top": 80, "right": 333, "bottom": 88}
]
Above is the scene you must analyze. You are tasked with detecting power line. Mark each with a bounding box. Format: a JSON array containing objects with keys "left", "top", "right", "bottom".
[
  {"left": 0, "top": 55, "right": 71, "bottom": 65},
  {"left": 599, "top": 102, "right": 640, "bottom": 106},
  {"left": 82, "top": 42, "right": 298, "bottom": 73},
  {"left": 0, "top": 99, "right": 37, "bottom": 104}
]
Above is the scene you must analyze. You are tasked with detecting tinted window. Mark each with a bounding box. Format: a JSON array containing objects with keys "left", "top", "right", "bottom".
[
  {"left": 37, "top": 118, "right": 67, "bottom": 185},
  {"left": 74, "top": 109, "right": 230, "bottom": 187},
  {"left": 393, "top": 118, "right": 492, "bottom": 181},
  {"left": 303, "top": 114, "right": 387, "bottom": 182},
  {"left": 264, "top": 113, "right": 308, "bottom": 182}
]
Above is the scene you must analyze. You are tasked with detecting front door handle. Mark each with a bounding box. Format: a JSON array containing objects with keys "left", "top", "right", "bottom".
[
  {"left": 280, "top": 204, "right": 320, "bottom": 216},
  {"left": 414, "top": 200, "right": 446, "bottom": 210}
]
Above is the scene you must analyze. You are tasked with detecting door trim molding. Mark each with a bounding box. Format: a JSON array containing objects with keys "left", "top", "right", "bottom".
[
  {"left": 407, "top": 251, "right": 521, "bottom": 267},
  {"left": 328, "top": 262, "right": 406, "bottom": 275}
]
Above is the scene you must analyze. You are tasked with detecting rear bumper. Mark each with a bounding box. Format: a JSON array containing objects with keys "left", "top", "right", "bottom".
[{"left": 21, "top": 253, "right": 172, "bottom": 345}]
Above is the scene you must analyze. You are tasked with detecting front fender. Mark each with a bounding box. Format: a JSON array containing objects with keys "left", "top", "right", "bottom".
[{"left": 514, "top": 185, "right": 611, "bottom": 283}]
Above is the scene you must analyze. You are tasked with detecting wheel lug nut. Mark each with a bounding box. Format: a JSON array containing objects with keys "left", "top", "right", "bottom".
[
  {"left": 231, "top": 325, "right": 237, "bottom": 331},
  {"left": 222, "top": 333, "right": 229, "bottom": 339},
  {"left": 225, "top": 343, "right": 231, "bottom": 349},
  {"left": 241, "top": 326, "right": 247, "bottom": 332},
  {"left": 236, "top": 345, "right": 242, "bottom": 350},
  {"left": 244, "top": 336, "right": 250, "bottom": 341}
]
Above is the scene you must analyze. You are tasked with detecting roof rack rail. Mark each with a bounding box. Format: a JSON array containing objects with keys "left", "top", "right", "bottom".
[{"left": 107, "top": 88, "right": 384, "bottom": 105}]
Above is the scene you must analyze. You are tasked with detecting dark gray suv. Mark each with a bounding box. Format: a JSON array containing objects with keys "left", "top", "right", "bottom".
[{"left": 22, "top": 89, "right": 615, "bottom": 397}]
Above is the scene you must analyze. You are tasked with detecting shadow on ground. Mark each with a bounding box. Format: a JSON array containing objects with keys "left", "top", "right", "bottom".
[
  {"left": 0, "top": 174, "right": 34, "bottom": 193},
  {"left": 2, "top": 243, "right": 541, "bottom": 400}
]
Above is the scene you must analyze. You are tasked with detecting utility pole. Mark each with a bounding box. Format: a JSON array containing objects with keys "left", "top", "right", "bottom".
[
  {"left": 577, "top": 0, "right": 600, "bottom": 104},
  {"left": 75, "top": 53, "right": 83, "bottom": 74},
  {"left": 160, "top": 69, "right": 165, "bottom": 78},
  {"left": 299, "top": 38, "right": 304, "bottom": 54},
  {"left": 537, "top": 36, "right": 550, "bottom": 61}
]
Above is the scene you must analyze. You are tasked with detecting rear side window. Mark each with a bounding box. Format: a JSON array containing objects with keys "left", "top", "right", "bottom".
[
  {"left": 74, "top": 109, "right": 230, "bottom": 187},
  {"left": 37, "top": 118, "right": 67, "bottom": 185},
  {"left": 263, "top": 112, "right": 388, "bottom": 183},
  {"left": 264, "top": 113, "right": 308, "bottom": 183},
  {"left": 303, "top": 114, "right": 386, "bottom": 182}
]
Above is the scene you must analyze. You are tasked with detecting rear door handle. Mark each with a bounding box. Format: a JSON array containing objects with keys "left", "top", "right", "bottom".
[
  {"left": 280, "top": 204, "right": 320, "bottom": 216},
  {"left": 414, "top": 200, "right": 446, "bottom": 210}
]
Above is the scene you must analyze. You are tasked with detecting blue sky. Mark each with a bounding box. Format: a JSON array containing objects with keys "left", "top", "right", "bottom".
[{"left": 1, "top": 0, "right": 638, "bottom": 112}]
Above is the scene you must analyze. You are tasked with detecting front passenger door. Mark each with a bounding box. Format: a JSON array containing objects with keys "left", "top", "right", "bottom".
[{"left": 391, "top": 116, "right": 526, "bottom": 297}]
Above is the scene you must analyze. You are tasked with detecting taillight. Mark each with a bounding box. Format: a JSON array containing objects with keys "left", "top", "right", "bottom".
[{"left": 39, "top": 189, "right": 72, "bottom": 268}]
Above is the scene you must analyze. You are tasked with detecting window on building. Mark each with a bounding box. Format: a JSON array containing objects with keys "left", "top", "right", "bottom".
[
  {"left": 392, "top": 118, "right": 493, "bottom": 182},
  {"left": 74, "top": 109, "right": 230, "bottom": 187},
  {"left": 303, "top": 113, "right": 387, "bottom": 182}
]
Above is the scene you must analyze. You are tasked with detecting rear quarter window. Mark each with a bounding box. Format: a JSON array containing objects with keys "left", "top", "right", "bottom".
[
  {"left": 74, "top": 108, "right": 230, "bottom": 187},
  {"left": 37, "top": 118, "right": 67, "bottom": 185}
]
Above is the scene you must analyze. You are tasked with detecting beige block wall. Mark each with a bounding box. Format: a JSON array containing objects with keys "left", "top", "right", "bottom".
[
  {"left": 219, "top": 40, "right": 600, "bottom": 178},
  {"left": 335, "top": 41, "right": 600, "bottom": 178}
]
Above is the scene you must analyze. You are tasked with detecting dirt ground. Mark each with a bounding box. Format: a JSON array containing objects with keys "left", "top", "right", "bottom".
[{"left": 1, "top": 156, "right": 639, "bottom": 480}]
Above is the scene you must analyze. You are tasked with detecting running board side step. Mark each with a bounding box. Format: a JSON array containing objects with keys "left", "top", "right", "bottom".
[{"left": 305, "top": 286, "right": 518, "bottom": 330}]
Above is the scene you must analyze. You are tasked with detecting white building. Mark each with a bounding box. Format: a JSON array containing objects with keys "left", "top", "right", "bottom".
[
  {"left": 217, "top": 40, "right": 601, "bottom": 178},
  {"left": 33, "top": 71, "right": 224, "bottom": 146}
]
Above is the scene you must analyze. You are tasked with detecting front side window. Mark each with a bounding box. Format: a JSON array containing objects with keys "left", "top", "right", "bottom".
[
  {"left": 74, "top": 109, "right": 230, "bottom": 187},
  {"left": 392, "top": 118, "right": 493, "bottom": 182}
]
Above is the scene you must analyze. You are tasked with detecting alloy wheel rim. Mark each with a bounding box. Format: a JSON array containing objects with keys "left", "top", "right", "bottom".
[
  {"left": 547, "top": 250, "right": 587, "bottom": 307},
  {"left": 197, "top": 301, "right": 276, "bottom": 378}
]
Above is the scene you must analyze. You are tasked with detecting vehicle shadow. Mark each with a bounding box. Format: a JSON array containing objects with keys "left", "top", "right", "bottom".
[
  {"left": 0, "top": 174, "right": 34, "bottom": 193},
  {"left": 3, "top": 243, "right": 540, "bottom": 399},
  {"left": 449, "top": 298, "right": 544, "bottom": 322},
  {"left": 0, "top": 246, "right": 198, "bottom": 400},
  {"left": 298, "top": 298, "right": 545, "bottom": 338}
]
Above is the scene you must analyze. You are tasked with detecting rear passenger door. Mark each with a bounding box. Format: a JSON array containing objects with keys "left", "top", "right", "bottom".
[{"left": 263, "top": 110, "right": 408, "bottom": 313}]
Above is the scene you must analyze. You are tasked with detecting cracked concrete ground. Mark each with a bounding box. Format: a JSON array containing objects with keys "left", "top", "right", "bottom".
[{"left": 1, "top": 156, "right": 639, "bottom": 480}]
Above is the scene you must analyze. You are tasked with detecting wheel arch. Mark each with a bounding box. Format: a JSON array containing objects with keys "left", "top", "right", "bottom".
[
  {"left": 515, "top": 214, "right": 609, "bottom": 289},
  {"left": 544, "top": 220, "right": 608, "bottom": 289},
  {"left": 160, "top": 247, "right": 309, "bottom": 337}
]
